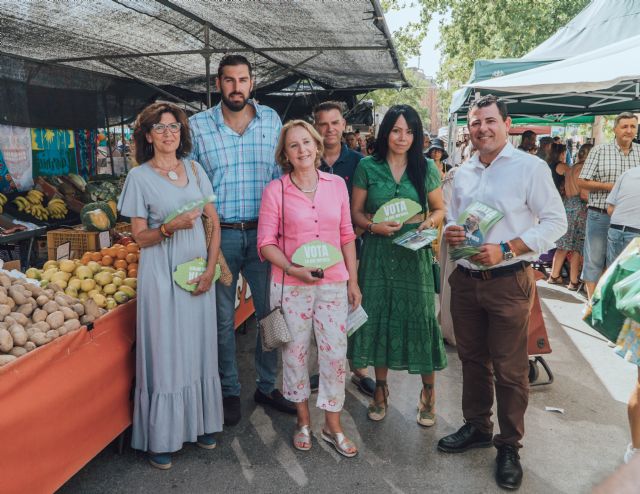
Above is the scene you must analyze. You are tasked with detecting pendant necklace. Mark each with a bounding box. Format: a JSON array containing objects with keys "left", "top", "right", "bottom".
[
  {"left": 290, "top": 172, "right": 319, "bottom": 193},
  {"left": 152, "top": 159, "right": 180, "bottom": 181}
]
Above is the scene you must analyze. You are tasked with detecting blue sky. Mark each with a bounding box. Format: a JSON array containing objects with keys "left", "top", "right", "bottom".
[{"left": 384, "top": 4, "right": 444, "bottom": 77}]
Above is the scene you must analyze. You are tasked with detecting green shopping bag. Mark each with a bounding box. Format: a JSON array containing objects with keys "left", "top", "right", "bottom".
[
  {"left": 585, "top": 238, "right": 640, "bottom": 342},
  {"left": 614, "top": 269, "right": 640, "bottom": 324}
]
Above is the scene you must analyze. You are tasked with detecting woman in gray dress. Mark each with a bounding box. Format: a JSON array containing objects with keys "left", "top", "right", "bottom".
[{"left": 118, "top": 102, "right": 223, "bottom": 470}]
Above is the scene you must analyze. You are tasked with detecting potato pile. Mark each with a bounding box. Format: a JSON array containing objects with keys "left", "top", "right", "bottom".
[{"left": 0, "top": 273, "right": 106, "bottom": 367}]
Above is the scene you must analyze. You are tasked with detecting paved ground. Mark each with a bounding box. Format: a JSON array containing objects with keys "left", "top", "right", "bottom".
[{"left": 58, "top": 281, "right": 635, "bottom": 494}]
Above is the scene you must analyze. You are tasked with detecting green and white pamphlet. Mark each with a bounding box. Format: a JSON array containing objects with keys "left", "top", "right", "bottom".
[
  {"left": 393, "top": 228, "right": 439, "bottom": 251},
  {"left": 347, "top": 305, "right": 368, "bottom": 337},
  {"left": 450, "top": 201, "right": 504, "bottom": 262},
  {"left": 163, "top": 194, "right": 216, "bottom": 224},
  {"left": 173, "top": 257, "right": 221, "bottom": 292},
  {"left": 372, "top": 198, "right": 422, "bottom": 224},
  {"left": 292, "top": 241, "right": 343, "bottom": 269}
]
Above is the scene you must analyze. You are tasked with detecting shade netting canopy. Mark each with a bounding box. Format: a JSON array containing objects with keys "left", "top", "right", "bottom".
[{"left": 0, "top": 0, "right": 405, "bottom": 128}]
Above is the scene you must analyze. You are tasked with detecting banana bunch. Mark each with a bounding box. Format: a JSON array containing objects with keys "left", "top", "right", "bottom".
[
  {"left": 47, "top": 198, "right": 68, "bottom": 219},
  {"left": 0, "top": 192, "right": 7, "bottom": 214},
  {"left": 26, "top": 189, "right": 44, "bottom": 204},
  {"left": 13, "top": 196, "right": 49, "bottom": 220}
]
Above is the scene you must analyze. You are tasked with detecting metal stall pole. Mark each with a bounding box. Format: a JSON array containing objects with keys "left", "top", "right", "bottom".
[
  {"left": 120, "top": 97, "right": 128, "bottom": 174},
  {"left": 204, "top": 26, "right": 212, "bottom": 109},
  {"left": 103, "top": 93, "right": 115, "bottom": 176}
]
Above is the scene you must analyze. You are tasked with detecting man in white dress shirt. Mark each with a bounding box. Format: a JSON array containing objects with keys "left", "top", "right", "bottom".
[{"left": 437, "top": 95, "right": 567, "bottom": 491}]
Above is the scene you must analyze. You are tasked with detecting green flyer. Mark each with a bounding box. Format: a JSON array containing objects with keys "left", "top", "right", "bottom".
[
  {"left": 372, "top": 198, "right": 422, "bottom": 224},
  {"left": 164, "top": 194, "right": 216, "bottom": 224},
  {"left": 292, "top": 241, "right": 343, "bottom": 269},
  {"left": 173, "top": 257, "right": 221, "bottom": 292}
]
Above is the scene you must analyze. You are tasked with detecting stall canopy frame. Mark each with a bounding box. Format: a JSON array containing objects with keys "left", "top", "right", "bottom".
[{"left": 0, "top": 0, "right": 407, "bottom": 128}]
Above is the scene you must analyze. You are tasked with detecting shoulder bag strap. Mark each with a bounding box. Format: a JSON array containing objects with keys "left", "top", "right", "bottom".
[{"left": 279, "top": 178, "right": 285, "bottom": 305}]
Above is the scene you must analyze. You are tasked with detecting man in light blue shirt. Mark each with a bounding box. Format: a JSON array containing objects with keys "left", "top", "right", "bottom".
[
  {"left": 606, "top": 166, "right": 640, "bottom": 264},
  {"left": 190, "top": 55, "right": 295, "bottom": 426}
]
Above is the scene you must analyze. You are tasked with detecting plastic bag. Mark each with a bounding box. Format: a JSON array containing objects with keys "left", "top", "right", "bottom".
[
  {"left": 584, "top": 237, "right": 640, "bottom": 342},
  {"left": 614, "top": 269, "right": 640, "bottom": 324}
]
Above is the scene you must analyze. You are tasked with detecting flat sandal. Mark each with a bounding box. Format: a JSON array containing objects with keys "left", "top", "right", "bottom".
[
  {"left": 292, "top": 424, "right": 312, "bottom": 451},
  {"left": 321, "top": 429, "right": 358, "bottom": 458},
  {"left": 367, "top": 379, "right": 389, "bottom": 421},
  {"left": 417, "top": 384, "right": 436, "bottom": 427}
]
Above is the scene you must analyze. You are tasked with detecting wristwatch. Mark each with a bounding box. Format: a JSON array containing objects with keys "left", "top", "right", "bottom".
[{"left": 500, "top": 242, "right": 515, "bottom": 261}]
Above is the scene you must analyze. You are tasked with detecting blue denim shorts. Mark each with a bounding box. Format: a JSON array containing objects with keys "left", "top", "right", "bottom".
[
  {"left": 607, "top": 227, "right": 640, "bottom": 266},
  {"left": 581, "top": 209, "right": 610, "bottom": 282}
]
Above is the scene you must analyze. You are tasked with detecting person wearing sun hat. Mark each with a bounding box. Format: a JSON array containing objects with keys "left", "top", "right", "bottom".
[{"left": 426, "top": 138, "right": 449, "bottom": 178}]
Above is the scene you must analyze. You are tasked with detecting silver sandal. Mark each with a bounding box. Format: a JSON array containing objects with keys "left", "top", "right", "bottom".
[
  {"left": 321, "top": 429, "right": 358, "bottom": 458},
  {"left": 292, "top": 424, "right": 312, "bottom": 451}
]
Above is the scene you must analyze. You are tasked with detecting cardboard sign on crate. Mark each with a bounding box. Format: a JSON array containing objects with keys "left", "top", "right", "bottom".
[{"left": 47, "top": 223, "right": 130, "bottom": 260}]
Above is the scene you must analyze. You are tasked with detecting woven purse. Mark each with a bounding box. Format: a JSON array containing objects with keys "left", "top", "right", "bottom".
[
  {"left": 258, "top": 179, "right": 292, "bottom": 352},
  {"left": 190, "top": 161, "right": 233, "bottom": 286}
]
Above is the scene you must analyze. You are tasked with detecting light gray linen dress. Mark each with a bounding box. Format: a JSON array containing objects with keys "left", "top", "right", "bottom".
[{"left": 118, "top": 160, "right": 223, "bottom": 453}]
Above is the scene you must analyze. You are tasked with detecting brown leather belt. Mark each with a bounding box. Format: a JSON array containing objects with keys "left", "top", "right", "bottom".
[
  {"left": 220, "top": 221, "right": 258, "bottom": 231},
  {"left": 457, "top": 261, "right": 530, "bottom": 280},
  {"left": 588, "top": 206, "right": 607, "bottom": 214}
]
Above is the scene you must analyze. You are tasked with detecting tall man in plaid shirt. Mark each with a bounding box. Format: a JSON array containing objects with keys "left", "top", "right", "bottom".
[
  {"left": 189, "top": 55, "right": 295, "bottom": 426},
  {"left": 578, "top": 113, "right": 640, "bottom": 300}
]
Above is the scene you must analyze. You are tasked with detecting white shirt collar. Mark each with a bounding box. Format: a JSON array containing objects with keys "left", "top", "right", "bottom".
[{"left": 469, "top": 141, "right": 515, "bottom": 169}]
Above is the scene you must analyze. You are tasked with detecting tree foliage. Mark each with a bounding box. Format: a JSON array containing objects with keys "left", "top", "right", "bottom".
[
  {"left": 377, "top": 0, "right": 591, "bottom": 124},
  {"left": 422, "top": 0, "right": 590, "bottom": 114}
]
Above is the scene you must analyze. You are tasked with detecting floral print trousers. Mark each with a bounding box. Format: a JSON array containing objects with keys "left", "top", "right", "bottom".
[{"left": 271, "top": 281, "right": 348, "bottom": 412}]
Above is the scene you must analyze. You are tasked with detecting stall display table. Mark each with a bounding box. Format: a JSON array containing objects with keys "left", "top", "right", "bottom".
[{"left": 0, "top": 301, "right": 136, "bottom": 494}]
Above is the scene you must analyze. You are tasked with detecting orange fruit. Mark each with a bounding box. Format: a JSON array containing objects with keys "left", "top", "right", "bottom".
[
  {"left": 127, "top": 267, "right": 138, "bottom": 278},
  {"left": 116, "top": 249, "right": 127, "bottom": 260},
  {"left": 100, "top": 247, "right": 110, "bottom": 257},
  {"left": 81, "top": 253, "right": 91, "bottom": 265},
  {"left": 107, "top": 246, "right": 118, "bottom": 258},
  {"left": 114, "top": 259, "right": 127, "bottom": 270},
  {"left": 101, "top": 255, "right": 113, "bottom": 266},
  {"left": 126, "top": 243, "right": 139, "bottom": 253},
  {"left": 125, "top": 253, "right": 137, "bottom": 264},
  {"left": 127, "top": 263, "right": 138, "bottom": 272},
  {"left": 90, "top": 251, "right": 102, "bottom": 262}
]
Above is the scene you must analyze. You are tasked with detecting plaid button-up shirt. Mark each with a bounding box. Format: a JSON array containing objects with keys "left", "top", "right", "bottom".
[
  {"left": 189, "top": 100, "right": 282, "bottom": 222},
  {"left": 579, "top": 141, "right": 640, "bottom": 209}
]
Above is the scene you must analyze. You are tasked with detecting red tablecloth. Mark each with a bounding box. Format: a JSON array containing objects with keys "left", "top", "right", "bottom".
[{"left": 0, "top": 301, "right": 136, "bottom": 494}]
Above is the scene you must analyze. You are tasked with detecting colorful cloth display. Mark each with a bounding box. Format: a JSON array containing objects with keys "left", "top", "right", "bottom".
[
  {"left": 0, "top": 125, "right": 33, "bottom": 192},
  {"left": 73, "top": 129, "right": 98, "bottom": 178},
  {"left": 31, "top": 128, "right": 78, "bottom": 176}
]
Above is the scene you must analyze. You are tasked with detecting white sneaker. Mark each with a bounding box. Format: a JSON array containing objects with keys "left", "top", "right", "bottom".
[{"left": 624, "top": 443, "right": 639, "bottom": 464}]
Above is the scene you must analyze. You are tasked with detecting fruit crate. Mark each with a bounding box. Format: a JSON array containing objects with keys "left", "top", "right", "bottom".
[{"left": 46, "top": 222, "right": 131, "bottom": 260}]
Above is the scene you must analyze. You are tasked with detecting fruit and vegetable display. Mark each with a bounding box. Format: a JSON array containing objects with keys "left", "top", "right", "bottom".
[
  {"left": 11, "top": 189, "right": 69, "bottom": 221},
  {"left": 81, "top": 201, "right": 118, "bottom": 231},
  {"left": 26, "top": 241, "right": 139, "bottom": 305},
  {"left": 0, "top": 273, "right": 109, "bottom": 367}
]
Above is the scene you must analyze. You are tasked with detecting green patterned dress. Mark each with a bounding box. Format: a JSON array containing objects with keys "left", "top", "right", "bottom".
[{"left": 347, "top": 156, "right": 447, "bottom": 374}]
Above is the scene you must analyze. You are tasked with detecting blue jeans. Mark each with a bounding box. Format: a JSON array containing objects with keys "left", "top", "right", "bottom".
[
  {"left": 215, "top": 229, "right": 277, "bottom": 397},
  {"left": 607, "top": 227, "right": 639, "bottom": 266},
  {"left": 581, "top": 209, "right": 610, "bottom": 283}
]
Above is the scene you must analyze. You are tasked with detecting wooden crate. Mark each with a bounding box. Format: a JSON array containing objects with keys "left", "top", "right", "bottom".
[{"left": 46, "top": 222, "right": 131, "bottom": 260}]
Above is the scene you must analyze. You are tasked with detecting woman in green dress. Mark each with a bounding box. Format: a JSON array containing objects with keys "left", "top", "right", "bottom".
[{"left": 349, "top": 104, "right": 447, "bottom": 426}]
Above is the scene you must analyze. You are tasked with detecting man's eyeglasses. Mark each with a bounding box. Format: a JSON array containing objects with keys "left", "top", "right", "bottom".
[{"left": 151, "top": 123, "right": 182, "bottom": 134}]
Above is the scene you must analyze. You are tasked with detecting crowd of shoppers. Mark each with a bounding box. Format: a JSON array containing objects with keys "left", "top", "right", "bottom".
[{"left": 117, "top": 52, "right": 640, "bottom": 487}]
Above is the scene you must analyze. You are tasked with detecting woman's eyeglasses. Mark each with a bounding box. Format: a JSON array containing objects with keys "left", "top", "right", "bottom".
[{"left": 151, "top": 123, "right": 182, "bottom": 134}]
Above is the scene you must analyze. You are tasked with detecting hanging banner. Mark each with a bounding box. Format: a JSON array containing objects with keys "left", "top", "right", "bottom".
[
  {"left": 31, "top": 128, "right": 78, "bottom": 176},
  {"left": 0, "top": 125, "right": 34, "bottom": 192}
]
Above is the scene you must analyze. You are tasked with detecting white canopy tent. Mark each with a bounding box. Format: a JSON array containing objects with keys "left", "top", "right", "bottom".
[{"left": 468, "top": 34, "right": 640, "bottom": 113}]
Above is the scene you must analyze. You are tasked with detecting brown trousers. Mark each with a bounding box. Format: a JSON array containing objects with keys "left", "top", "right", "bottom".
[{"left": 449, "top": 265, "right": 535, "bottom": 447}]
